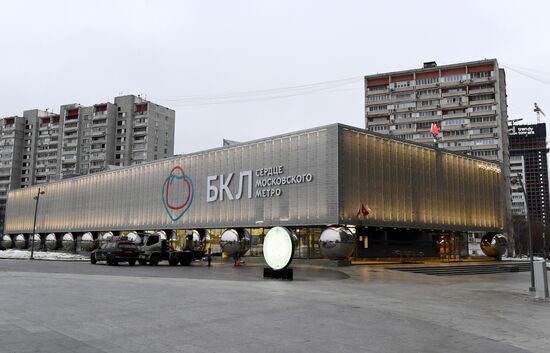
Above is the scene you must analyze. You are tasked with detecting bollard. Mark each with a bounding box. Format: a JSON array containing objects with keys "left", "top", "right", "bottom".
[{"left": 533, "top": 260, "right": 549, "bottom": 298}]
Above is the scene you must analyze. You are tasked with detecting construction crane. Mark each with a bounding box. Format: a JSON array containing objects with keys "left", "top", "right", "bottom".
[{"left": 534, "top": 102, "right": 546, "bottom": 123}]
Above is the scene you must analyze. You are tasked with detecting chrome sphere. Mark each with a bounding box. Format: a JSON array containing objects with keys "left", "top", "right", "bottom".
[
  {"left": 30, "top": 234, "right": 41, "bottom": 250},
  {"left": 127, "top": 231, "right": 141, "bottom": 244},
  {"left": 220, "top": 229, "right": 250, "bottom": 256},
  {"left": 1, "top": 235, "right": 13, "bottom": 249},
  {"left": 15, "top": 234, "right": 26, "bottom": 249},
  {"left": 186, "top": 230, "right": 210, "bottom": 252},
  {"left": 480, "top": 233, "right": 508, "bottom": 258},
  {"left": 45, "top": 233, "right": 57, "bottom": 250},
  {"left": 100, "top": 231, "right": 113, "bottom": 243},
  {"left": 319, "top": 226, "right": 356, "bottom": 260},
  {"left": 80, "top": 232, "right": 95, "bottom": 251},
  {"left": 155, "top": 230, "right": 168, "bottom": 240},
  {"left": 62, "top": 233, "right": 74, "bottom": 251}
]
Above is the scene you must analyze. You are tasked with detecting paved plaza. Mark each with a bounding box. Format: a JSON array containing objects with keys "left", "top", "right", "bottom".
[{"left": 0, "top": 259, "right": 549, "bottom": 353}]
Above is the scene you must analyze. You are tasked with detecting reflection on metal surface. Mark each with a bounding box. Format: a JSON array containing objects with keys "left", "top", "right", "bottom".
[
  {"left": 480, "top": 233, "right": 508, "bottom": 257},
  {"left": 30, "top": 234, "right": 41, "bottom": 250},
  {"left": 62, "top": 233, "right": 74, "bottom": 251},
  {"left": 220, "top": 229, "right": 250, "bottom": 256},
  {"left": 81, "top": 232, "right": 95, "bottom": 251},
  {"left": 127, "top": 231, "right": 141, "bottom": 244},
  {"left": 100, "top": 231, "right": 113, "bottom": 243},
  {"left": 155, "top": 230, "right": 168, "bottom": 240},
  {"left": 1, "top": 235, "right": 13, "bottom": 249},
  {"left": 45, "top": 233, "right": 57, "bottom": 250},
  {"left": 319, "top": 226, "right": 355, "bottom": 260},
  {"left": 186, "top": 230, "right": 209, "bottom": 252},
  {"left": 15, "top": 234, "right": 26, "bottom": 249}
]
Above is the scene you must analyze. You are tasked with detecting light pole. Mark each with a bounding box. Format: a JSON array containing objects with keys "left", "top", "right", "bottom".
[
  {"left": 511, "top": 174, "right": 535, "bottom": 291},
  {"left": 30, "top": 187, "right": 45, "bottom": 260}
]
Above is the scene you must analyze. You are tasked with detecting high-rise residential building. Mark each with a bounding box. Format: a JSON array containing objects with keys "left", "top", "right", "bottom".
[
  {"left": 365, "top": 59, "right": 509, "bottom": 162},
  {"left": 508, "top": 123, "right": 549, "bottom": 227},
  {"left": 510, "top": 155, "right": 528, "bottom": 216},
  {"left": 0, "top": 95, "right": 175, "bottom": 232},
  {"left": 0, "top": 116, "right": 25, "bottom": 231},
  {"left": 364, "top": 59, "right": 512, "bottom": 239}
]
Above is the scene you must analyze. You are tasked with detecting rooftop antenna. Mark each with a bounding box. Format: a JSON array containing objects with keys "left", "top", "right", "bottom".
[{"left": 534, "top": 102, "right": 546, "bottom": 123}]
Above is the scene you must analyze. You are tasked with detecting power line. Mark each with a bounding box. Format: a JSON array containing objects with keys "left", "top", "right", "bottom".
[
  {"left": 151, "top": 76, "right": 363, "bottom": 106},
  {"left": 500, "top": 63, "right": 550, "bottom": 85}
]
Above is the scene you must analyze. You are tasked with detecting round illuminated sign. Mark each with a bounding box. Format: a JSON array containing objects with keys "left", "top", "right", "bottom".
[{"left": 263, "top": 227, "right": 295, "bottom": 270}]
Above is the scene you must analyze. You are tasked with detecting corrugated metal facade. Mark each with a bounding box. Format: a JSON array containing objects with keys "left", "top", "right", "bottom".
[
  {"left": 5, "top": 125, "right": 339, "bottom": 233},
  {"left": 338, "top": 127, "right": 503, "bottom": 231},
  {"left": 4, "top": 124, "right": 503, "bottom": 234}
]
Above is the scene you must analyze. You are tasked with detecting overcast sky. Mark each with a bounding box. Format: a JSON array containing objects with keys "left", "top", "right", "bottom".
[{"left": 1, "top": 0, "right": 549, "bottom": 154}]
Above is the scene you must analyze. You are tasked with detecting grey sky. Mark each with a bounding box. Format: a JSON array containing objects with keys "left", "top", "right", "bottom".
[{"left": 1, "top": 0, "right": 549, "bottom": 154}]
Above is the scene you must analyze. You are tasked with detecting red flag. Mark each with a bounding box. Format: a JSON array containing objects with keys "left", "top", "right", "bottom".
[
  {"left": 430, "top": 123, "right": 439, "bottom": 135},
  {"left": 362, "top": 204, "right": 371, "bottom": 217},
  {"left": 357, "top": 203, "right": 371, "bottom": 218}
]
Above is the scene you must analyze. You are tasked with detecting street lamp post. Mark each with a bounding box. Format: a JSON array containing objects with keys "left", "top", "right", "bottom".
[
  {"left": 30, "top": 187, "right": 45, "bottom": 260},
  {"left": 512, "top": 175, "right": 535, "bottom": 292}
]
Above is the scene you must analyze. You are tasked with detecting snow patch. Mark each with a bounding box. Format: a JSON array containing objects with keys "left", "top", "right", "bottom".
[{"left": 0, "top": 249, "right": 88, "bottom": 261}]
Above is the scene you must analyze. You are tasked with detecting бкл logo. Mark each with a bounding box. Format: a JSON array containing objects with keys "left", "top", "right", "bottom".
[{"left": 162, "top": 166, "right": 194, "bottom": 222}]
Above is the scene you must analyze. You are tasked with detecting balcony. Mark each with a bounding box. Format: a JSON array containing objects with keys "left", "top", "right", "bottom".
[
  {"left": 93, "top": 111, "right": 108, "bottom": 119},
  {"left": 469, "top": 109, "right": 496, "bottom": 117},
  {"left": 470, "top": 132, "right": 498, "bottom": 140},
  {"left": 92, "top": 129, "right": 106, "bottom": 137},
  {"left": 63, "top": 141, "right": 78, "bottom": 148},
  {"left": 441, "top": 124, "right": 467, "bottom": 131},
  {"left": 443, "top": 112, "right": 468, "bottom": 119},
  {"left": 90, "top": 146, "right": 105, "bottom": 153},
  {"left": 89, "top": 163, "right": 105, "bottom": 170},
  {"left": 471, "top": 76, "right": 496, "bottom": 84},
  {"left": 471, "top": 143, "right": 498, "bottom": 151},
  {"left": 441, "top": 91, "right": 466, "bottom": 98},
  {"left": 393, "top": 117, "right": 416, "bottom": 124},
  {"left": 133, "top": 127, "right": 147, "bottom": 135},
  {"left": 443, "top": 145, "right": 470, "bottom": 153},
  {"left": 469, "top": 99, "right": 496, "bottom": 106},
  {"left": 415, "top": 115, "right": 441, "bottom": 123},
  {"left": 92, "top": 119, "right": 107, "bottom": 126},
  {"left": 63, "top": 125, "right": 78, "bottom": 132},
  {"left": 442, "top": 135, "right": 469, "bottom": 143},
  {"left": 417, "top": 93, "right": 440, "bottom": 100},
  {"left": 366, "top": 87, "right": 389, "bottom": 95},
  {"left": 468, "top": 87, "right": 495, "bottom": 95},
  {"left": 441, "top": 79, "right": 470, "bottom": 87},
  {"left": 416, "top": 104, "right": 439, "bottom": 111},
  {"left": 133, "top": 121, "right": 148, "bottom": 128},
  {"left": 440, "top": 101, "right": 464, "bottom": 109},
  {"left": 132, "top": 143, "right": 147, "bottom": 152},
  {"left": 368, "top": 117, "right": 390, "bottom": 126},
  {"left": 62, "top": 155, "right": 77, "bottom": 162},
  {"left": 90, "top": 153, "right": 106, "bottom": 161},
  {"left": 470, "top": 121, "right": 498, "bottom": 129}
]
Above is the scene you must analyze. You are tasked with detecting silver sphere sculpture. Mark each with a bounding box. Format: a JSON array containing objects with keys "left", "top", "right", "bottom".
[
  {"left": 480, "top": 233, "right": 508, "bottom": 258},
  {"left": 319, "top": 226, "right": 356, "bottom": 260}
]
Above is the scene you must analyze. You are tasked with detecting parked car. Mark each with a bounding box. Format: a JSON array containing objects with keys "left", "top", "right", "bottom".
[{"left": 90, "top": 241, "right": 139, "bottom": 266}]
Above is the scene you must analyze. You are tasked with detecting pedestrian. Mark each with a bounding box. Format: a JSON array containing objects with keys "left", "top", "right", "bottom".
[{"left": 233, "top": 251, "right": 241, "bottom": 267}]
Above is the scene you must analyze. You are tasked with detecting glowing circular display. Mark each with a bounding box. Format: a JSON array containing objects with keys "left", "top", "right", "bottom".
[{"left": 263, "top": 227, "right": 295, "bottom": 270}]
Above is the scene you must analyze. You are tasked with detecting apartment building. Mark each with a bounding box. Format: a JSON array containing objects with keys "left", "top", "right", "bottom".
[
  {"left": 510, "top": 155, "right": 528, "bottom": 216},
  {"left": 0, "top": 116, "right": 25, "bottom": 232},
  {"left": 365, "top": 59, "right": 509, "bottom": 162},
  {"left": 364, "top": 59, "right": 511, "bottom": 238},
  {"left": 0, "top": 95, "right": 175, "bottom": 233}
]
